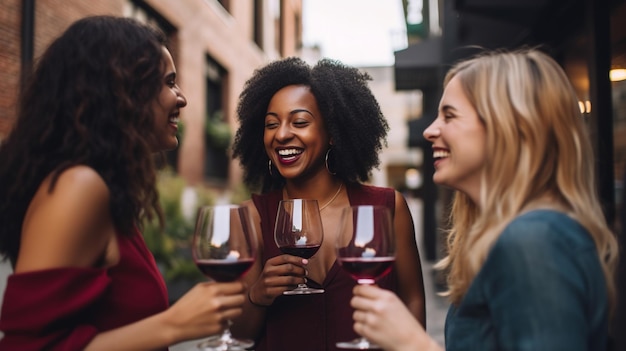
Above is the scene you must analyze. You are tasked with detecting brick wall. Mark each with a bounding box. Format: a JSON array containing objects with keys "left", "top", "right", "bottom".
[
  {"left": 0, "top": 0, "right": 301, "bottom": 188},
  {"left": 0, "top": 0, "right": 123, "bottom": 141},
  {"left": 0, "top": 0, "right": 22, "bottom": 141}
]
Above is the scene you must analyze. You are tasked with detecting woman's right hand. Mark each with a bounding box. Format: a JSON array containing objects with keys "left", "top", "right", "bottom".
[
  {"left": 351, "top": 284, "right": 442, "bottom": 351},
  {"left": 164, "top": 281, "right": 245, "bottom": 343},
  {"left": 247, "top": 255, "right": 308, "bottom": 306}
]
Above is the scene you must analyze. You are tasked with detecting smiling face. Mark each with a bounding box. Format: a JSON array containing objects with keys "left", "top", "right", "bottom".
[
  {"left": 151, "top": 47, "right": 187, "bottom": 152},
  {"left": 423, "top": 76, "right": 486, "bottom": 203},
  {"left": 264, "top": 85, "right": 330, "bottom": 181}
]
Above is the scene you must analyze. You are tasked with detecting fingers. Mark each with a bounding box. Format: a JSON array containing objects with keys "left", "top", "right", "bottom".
[
  {"left": 200, "top": 281, "right": 245, "bottom": 295},
  {"left": 250, "top": 274, "right": 306, "bottom": 305},
  {"left": 214, "top": 290, "right": 246, "bottom": 309},
  {"left": 353, "top": 283, "right": 384, "bottom": 298},
  {"left": 202, "top": 290, "right": 244, "bottom": 315},
  {"left": 260, "top": 255, "right": 308, "bottom": 287},
  {"left": 352, "top": 285, "right": 380, "bottom": 310},
  {"left": 266, "top": 254, "right": 308, "bottom": 267},
  {"left": 220, "top": 306, "right": 243, "bottom": 321},
  {"left": 352, "top": 309, "right": 369, "bottom": 324},
  {"left": 247, "top": 255, "right": 309, "bottom": 305},
  {"left": 166, "top": 283, "right": 247, "bottom": 341},
  {"left": 261, "top": 274, "right": 307, "bottom": 287}
]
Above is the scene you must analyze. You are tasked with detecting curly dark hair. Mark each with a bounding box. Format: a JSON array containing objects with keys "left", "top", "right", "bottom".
[
  {"left": 232, "top": 57, "right": 389, "bottom": 193},
  {"left": 0, "top": 16, "right": 168, "bottom": 266}
]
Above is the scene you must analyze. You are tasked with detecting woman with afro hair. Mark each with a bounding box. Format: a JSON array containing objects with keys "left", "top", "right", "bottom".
[{"left": 230, "top": 57, "right": 426, "bottom": 350}]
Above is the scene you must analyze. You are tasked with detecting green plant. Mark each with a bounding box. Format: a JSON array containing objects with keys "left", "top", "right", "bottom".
[
  {"left": 142, "top": 169, "right": 216, "bottom": 285},
  {"left": 205, "top": 110, "right": 231, "bottom": 150}
]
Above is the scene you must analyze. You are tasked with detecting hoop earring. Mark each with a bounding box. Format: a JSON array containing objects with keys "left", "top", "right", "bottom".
[
  {"left": 268, "top": 159, "right": 273, "bottom": 176},
  {"left": 325, "top": 148, "right": 337, "bottom": 175}
]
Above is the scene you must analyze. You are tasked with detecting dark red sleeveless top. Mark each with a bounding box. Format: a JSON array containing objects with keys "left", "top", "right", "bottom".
[
  {"left": 251, "top": 183, "right": 398, "bottom": 351},
  {"left": 0, "top": 227, "right": 169, "bottom": 350}
]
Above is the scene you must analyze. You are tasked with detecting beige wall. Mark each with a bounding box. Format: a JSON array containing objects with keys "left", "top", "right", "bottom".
[{"left": 360, "top": 66, "right": 422, "bottom": 189}]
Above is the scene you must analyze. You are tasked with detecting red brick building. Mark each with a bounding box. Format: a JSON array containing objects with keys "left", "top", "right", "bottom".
[{"left": 0, "top": 0, "right": 303, "bottom": 189}]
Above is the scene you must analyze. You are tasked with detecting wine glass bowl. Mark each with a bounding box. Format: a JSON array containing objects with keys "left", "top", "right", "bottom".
[
  {"left": 191, "top": 205, "right": 257, "bottom": 351},
  {"left": 335, "top": 205, "right": 395, "bottom": 349},
  {"left": 274, "top": 199, "right": 325, "bottom": 295}
]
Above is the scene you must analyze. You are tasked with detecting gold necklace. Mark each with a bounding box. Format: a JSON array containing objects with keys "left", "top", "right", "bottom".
[
  {"left": 283, "top": 183, "right": 343, "bottom": 212},
  {"left": 319, "top": 183, "right": 343, "bottom": 211}
]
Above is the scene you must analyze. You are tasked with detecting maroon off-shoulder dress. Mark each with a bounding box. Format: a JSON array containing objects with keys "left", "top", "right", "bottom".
[
  {"left": 0, "top": 227, "right": 169, "bottom": 350},
  {"left": 251, "top": 183, "right": 398, "bottom": 351}
]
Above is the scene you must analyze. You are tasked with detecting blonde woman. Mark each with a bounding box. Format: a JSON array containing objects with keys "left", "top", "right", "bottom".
[{"left": 349, "top": 49, "right": 618, "bottom": 350}]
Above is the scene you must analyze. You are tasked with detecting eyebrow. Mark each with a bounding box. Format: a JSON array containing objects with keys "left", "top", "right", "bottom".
[
  {"left": 265, "top": 108, "right": 315, "bottom": 118},
  {"left": 440, "top": 104, "right": 457, "bottom": 113}
]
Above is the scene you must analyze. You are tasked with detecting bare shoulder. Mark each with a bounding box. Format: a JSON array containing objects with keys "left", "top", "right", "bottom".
[
  {"left": 393, "top": 190, "right": 415, "bottom": 235},
  {"left": 28, "top": 165, "right": 110, "bottom": 219},
  {"left": 393, "top": 190, "right": 411, "bottom": 214},
  {"left": 32, "top": 166, "right": 111, "bottom": 219},
  {"left": 17, "top": 165, "right": 115, "bottom": 272},
  {"left": 55, "top": 165, "right": 110, "bottom": 195}
]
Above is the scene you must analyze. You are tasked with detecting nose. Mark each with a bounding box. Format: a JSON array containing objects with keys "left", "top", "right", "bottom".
[
  {"left": 274, "top": 122, "right": 293, "bottom": 141},
  {"left": 423, "top": 118, "right": 440, "bottom": 142},
  {"left": 176, "top": 88, "right": 187, "bottom": 108}
]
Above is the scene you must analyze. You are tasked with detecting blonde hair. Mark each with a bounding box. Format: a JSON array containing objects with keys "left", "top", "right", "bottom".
[{"left": 436, "top": 49, "right": 618, "bottom": 307}]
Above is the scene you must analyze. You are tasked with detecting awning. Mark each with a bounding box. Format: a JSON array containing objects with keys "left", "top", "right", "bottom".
[{"left": 394, "top": 37, "right": 443, "bottom": 91}]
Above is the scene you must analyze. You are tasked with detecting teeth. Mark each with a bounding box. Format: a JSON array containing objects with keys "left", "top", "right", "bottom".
[
  {"left": 169, "top": 117, "right": 179, "bottom": 123},
  {"left": 278, "top": 149, "right": 302, "bottom": 156},
  {"left": 433, "top": 150, "right": 450, "bottom": 159}
]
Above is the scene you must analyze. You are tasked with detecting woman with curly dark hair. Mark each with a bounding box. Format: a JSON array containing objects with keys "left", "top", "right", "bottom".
[
  {"left": 230, "top": 57, "right": 426, "bottom": 350},
  {"left": 0, "top": 16, "right": 244, "bottom": 350}
]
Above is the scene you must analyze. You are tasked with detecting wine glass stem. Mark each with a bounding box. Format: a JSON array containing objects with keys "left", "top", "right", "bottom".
[
  {"left": 220, "top": 321, "right": 234, "bottom": 343},
  {"left": 356, "top": 337, "right": 371, "bottom": 347}
]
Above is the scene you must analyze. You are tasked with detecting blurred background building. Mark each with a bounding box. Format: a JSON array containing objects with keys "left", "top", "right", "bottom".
[
  {"left": 397, "top": 0, "right": 626, "bottom": 258},
  {"left": 395, "top": 0, "right": 626, "bottom": 348},
  {"left": 1, "top": 0, "right": 625, "bottom": 348},
  {"left": 0, "top": 0, "right": 303, "bottom": 192}
]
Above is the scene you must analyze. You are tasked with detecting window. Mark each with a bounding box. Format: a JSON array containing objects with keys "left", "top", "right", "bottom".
[{"left": 204, "top": 56, "right": 229, "bottom": 183}]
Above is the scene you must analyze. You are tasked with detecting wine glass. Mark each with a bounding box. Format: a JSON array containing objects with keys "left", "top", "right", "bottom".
[
  {"left": 191, "top": 205, "right": 257, "bottom": 351},
  {"left": 335, "top": 205, "right": 395, "bottom": 349},
  {"left": 274, "top": 199, "right": 325, "bottom": 295}
]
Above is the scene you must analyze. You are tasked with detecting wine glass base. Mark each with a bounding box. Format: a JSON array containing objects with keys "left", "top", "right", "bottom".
[
  {"left": 283, "top": 287, "right": 325, "bottom": 295},
  {"left": 197, "top": 335, "right": 254, "bottom": 351},
  {"left": 336, "top": 338, "right": 382, "bottom": 350}
]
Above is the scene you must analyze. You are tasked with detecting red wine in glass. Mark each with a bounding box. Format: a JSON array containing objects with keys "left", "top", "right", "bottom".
[
  {"left": 274, "top": 199, "right": 325, "bottom": 295},
  {"left": 336, "top": 256, "right": 395, "bottom": 284},
  {"left": 279, "top": 243, "right": 321, "bottom": 259},
  {"left": 335, "top": 205, "right": 395, "bottom": 350},
  {"left": 191, "top": 205, "right": 258, "bottom": 351},
  {"left": 195, "top": 258, "right": 255, "bottom": 282}
]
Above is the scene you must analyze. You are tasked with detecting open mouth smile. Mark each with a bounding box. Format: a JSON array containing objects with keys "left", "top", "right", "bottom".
[{"left": 277, "top": 148, "right": 303, "bottom": 164}]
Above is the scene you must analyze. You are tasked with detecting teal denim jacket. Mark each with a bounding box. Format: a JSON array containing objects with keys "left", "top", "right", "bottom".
[{"left": 445, "top": 210, "right": 608, "bottom": 351}]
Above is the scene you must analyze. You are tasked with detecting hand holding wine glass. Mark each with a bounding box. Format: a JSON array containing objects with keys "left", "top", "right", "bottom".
[
  {"left": 274, "top": 199, "right": 325, "bottom": 295},
  {"left": 335, "top": 205, "right": 395, "bottom": 349},
  {"left": 191, "top": 205, "right": 258, "bottom": 351},
  {"left": 351, "top": 284, "right": 440, "bottom": 351}
]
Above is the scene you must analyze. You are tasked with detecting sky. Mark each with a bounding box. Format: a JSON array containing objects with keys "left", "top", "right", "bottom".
[{"left": 302, "top": 0, "right": 408, "bottom": 67}]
